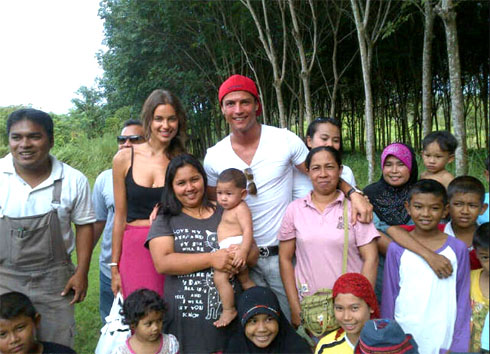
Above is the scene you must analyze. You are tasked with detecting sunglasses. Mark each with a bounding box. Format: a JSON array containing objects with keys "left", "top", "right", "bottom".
[
  {"left": 244, "top": 168, "right": 257, "bottom": 196},
  {"left": 117, "top": 135, "right": 144, "bottom": 144}
]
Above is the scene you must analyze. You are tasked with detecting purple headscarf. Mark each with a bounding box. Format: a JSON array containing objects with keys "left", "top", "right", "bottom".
[
  {"left": 363, "top": 143, "right": 418, "bottom": 226},
  {"left": 380, "top": 143, "right": 412, "bottom": 172}
]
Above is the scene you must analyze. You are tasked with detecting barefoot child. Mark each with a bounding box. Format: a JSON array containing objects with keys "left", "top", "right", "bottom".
[
  {"left": 315, "top": 273, "right": 380, "bottom": 354},
  {"left": 421, "top": 130, "right": 457, "bottom": 188},
  {"left": 115, "top": 289, "right": 179, "bottom": 354},
  {"left": 382, "top": 179, "right": 471, "bottom": 354},
  {"left": 446, "top": 176, "right": 488, "bottom": 269},
  {"left": 0, "top": 292, "right": 75, "bottom": 354},
  {"left": 470, "top": 223, "right": 489, "bottom": 352},
  {"left": 214, "top": 168, "right": 255, "bottom": 327}
]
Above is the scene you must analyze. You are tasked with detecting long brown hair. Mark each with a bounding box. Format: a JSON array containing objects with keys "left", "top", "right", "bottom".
[{"left": 141, "top": 89, "right": 187, "bottom": 158}]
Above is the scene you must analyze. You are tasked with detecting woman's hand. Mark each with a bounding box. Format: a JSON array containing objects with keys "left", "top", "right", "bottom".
[
  {"left": 211, "top": 249, "right": 235, "bottom": 274},
  {"left": 111, "top": 268, "right": 122, "bottom": 296},
  {"left": 291, "top": 307, "right": 301, "bottom": 329}
]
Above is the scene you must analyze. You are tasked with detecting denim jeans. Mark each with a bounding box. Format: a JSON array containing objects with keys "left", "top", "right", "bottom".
[
  {"left": 99, "top": 271, "right": 114, "bottom": 325},
  {"left": 249, "top": 255, "right": 291, "bottom": 322}
]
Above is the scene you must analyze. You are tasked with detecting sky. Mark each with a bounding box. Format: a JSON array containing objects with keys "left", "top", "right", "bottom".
[{"left": 0, "top": 0, "right": 105, "bottom": 114}]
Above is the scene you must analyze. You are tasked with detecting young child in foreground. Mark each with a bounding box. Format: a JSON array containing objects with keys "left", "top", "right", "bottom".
[
  {"left": 446, "top": 176, "right": 488, "bottom": 269},
  {"left": 114, "top": 289, "right": 179, "bottom": 354},
  {"left": 0, "top": 292, "right": 75, "bottom": 354},
  {"left": 421, "top": 130, "right": 457, "bottom": 188},
  {"left": 477, "top": 155, "right": 490, "bottom": 224},
  {"left": 355, "top": 319, "right": 419, "bottom": 354},
  {"left": 214, "top": 168, "right": 255, "bottom": 327},
  {"left": 381, "top": 179, "right": 471, "bottom": 354},
  {"left": 470, "top": 222, "right": 489, "bottom": 352},
  {"left": 315, "top": 273, "right": 380, "bottom": 354}
]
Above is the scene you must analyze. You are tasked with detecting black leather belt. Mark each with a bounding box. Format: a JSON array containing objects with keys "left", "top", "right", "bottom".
[{"left": 258, "top": 246, "right": 279, "bottom": 258}]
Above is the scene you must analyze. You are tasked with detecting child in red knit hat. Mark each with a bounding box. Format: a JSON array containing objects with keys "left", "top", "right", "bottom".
[{"left": 315, "top": 273, "right": 379, "bottom": 354}]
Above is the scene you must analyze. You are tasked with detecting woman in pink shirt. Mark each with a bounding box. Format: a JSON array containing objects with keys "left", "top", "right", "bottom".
[{"left": 278, "top": 146, "right": 379, "bottom": 330}]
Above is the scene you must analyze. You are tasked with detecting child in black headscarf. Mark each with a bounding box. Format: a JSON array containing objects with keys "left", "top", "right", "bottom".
[{"left": 224, "top": 286, "right": 311, "bottom": 353}]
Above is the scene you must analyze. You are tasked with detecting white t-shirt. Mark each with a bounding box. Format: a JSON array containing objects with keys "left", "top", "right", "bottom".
[
  {"left": 0, "top": 154, "right": 95, "bottom": 254},
  {"left": 203, "top": 125, "right": 308, "bottom": 246},
  {"left": 292, "top": 163, "right": 356, "bottom": 200}
]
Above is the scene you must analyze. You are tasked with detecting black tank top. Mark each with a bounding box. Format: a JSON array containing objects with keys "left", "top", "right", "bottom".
[{"left": 125, "top": 149, "right": 164, "bottom": 222}]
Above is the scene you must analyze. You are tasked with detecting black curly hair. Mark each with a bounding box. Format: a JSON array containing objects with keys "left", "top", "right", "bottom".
[{"left": 120, "top": 289, "right": 167, "bottom": 327}]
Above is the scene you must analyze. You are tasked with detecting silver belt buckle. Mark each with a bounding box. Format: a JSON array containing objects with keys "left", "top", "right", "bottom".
[{"left": 259, "top": 247, "right": 269, "bottom": 258}]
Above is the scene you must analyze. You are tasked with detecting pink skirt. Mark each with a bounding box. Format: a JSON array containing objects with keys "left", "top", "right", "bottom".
[{"left": 119, "top": 225, "right": 165, "bottom": 298}]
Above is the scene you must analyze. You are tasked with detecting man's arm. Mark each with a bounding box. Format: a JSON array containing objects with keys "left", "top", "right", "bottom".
[
  {"left": 339, "top": 179, "right": 373, "bottom": 224},
  {"left": 93, "top": 221, "right": 106, "bottom": 247},
  {"left": 62, "top": 223, "right": 93, "bottom": 304}
]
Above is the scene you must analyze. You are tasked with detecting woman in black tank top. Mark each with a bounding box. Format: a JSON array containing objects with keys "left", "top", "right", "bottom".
[{"left": 111, "top": 89, "right": 187, "bottom": 299}]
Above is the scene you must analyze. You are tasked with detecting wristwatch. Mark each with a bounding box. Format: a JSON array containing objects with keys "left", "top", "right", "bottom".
[{"left": 347, "top": 186, "right": 364, "bottom": 199}]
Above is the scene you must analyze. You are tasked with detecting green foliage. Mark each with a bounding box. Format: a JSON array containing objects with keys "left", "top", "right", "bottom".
[
  {"left": 104, "top": 106, "right": 134, "bottom": 135},
  {"left": 52, "top": 134, "right": 116, "bottom": 183},
  {"left": 70, "top": 86, "right": 107, "bottom": 139},
  {"left": 0, "top": 105, "right": 27, "bottom": 146}
]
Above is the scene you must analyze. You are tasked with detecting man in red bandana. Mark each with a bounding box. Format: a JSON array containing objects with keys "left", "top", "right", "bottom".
[{"left": 204, "top": 75, "right": 372, "bottom": 322}]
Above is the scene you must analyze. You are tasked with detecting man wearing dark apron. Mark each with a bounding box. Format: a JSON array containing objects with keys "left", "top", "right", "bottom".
[{"left": 0, "top": 109, "right": 95, "bottom": 348}]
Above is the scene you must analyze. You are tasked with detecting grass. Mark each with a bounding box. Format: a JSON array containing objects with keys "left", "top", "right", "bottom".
[
  {"left": 66, "top": 148, "right": 489, "bottom": 352},
  {"left": 74, "top": 242, "right": 102, "bottom": 353}
]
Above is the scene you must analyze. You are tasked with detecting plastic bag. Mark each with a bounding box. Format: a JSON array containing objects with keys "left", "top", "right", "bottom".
[{"left": 95, "top": 292, "right": 130, "bottom": 354}]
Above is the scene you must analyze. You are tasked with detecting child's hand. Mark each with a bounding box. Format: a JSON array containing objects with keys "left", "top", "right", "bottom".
[{"left": 426, "top": 252, "right": 453, "bottom": 278}]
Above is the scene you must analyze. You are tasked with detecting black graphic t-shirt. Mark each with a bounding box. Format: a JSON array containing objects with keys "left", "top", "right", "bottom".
[{"left": 147, "top": 206, "right": 238, "bottom": 353}]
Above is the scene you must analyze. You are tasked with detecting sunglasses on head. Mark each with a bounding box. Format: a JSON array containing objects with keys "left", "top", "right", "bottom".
[
  {"left": 117, "top": 135, "right": 144, "bottom": 144},
  {"left": 244, "top": 167, "right": 257, "bottom": 196}
]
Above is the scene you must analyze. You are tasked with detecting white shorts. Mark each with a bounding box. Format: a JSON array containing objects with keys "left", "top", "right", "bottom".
[{"left": 218, "top": 235, "right": 243, "bottom": 249}]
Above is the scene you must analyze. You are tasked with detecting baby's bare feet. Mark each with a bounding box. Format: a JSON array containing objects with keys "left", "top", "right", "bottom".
[{"left": 213, "top": 308, "right": 237, "bottom": 328}]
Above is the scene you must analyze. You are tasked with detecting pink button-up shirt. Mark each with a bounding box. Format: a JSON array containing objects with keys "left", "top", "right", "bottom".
[{"left": 278, "top": 191, "right": 379, "bottom": 299}]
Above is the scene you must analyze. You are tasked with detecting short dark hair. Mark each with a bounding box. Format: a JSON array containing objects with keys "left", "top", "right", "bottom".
[
  {"left": 473, "top": 222, "right": 489, "bottom": 250},
  {"left": 0, "top": 292, "right": 37, "bottom": 320},
  {"left": 7, "top": 108, "right": 54, "bottom": 143},
  {"left": 305, "top": 146, "right": 342, "bottom": 170},
  {"left": 217, "top": 168, "right": 247, "bottom": 189},
  {"left": 422, "top": 131, "right": 458, "bottom": 154},
  {"left": 447, "top": 176, "right": 485, "bottom": 205},
  {"left": 121, "top": 289, "right": 167, "bottom": 327},
  {"left": 123, "top": 119, "right": 142, "bottom": 128},
  {"left": 408, "top": 179, "right": 448, "bottom": 205},
  {"left": 306, "top": 117, "right": 342, "bottom": 151},
  {"left": 485, "top": 154, "right": 490, "bottom": 172},
  {"left": 161, "top": 154, "right": 214, "bottom": 216}
]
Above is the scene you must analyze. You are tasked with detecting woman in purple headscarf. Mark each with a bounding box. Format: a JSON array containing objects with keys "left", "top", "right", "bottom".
[{"left": 364, "top": 143, "right": 418, "bottom": 227}]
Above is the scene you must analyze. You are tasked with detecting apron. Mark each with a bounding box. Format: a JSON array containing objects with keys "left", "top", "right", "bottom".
[{"left": 0, "top": 175, "right": 76, "bottom": 348}]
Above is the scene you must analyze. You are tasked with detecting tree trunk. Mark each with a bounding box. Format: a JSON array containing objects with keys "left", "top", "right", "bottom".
[
  {"left": 288, "top": 0, "right": 318, "bottom": 126},
  {"left": 436, "top": 0, "right": 467, "bottom": 175},
  {"left": 422, "top": 0, "right": 435, "bottom": 137},
  {"left": 350, "top": 0, "right": 376, "bottom": 182},
  {"left": 241, "top": 0, "right": 288, "bottom": 127}
]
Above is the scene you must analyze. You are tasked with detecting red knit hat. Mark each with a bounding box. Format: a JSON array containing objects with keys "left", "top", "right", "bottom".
[
  {"left": 218, "top": 74, "right": 262, "bottom": 116},
  {"left": 333, "top": 273, "right": 380, "bottom": 340}
]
